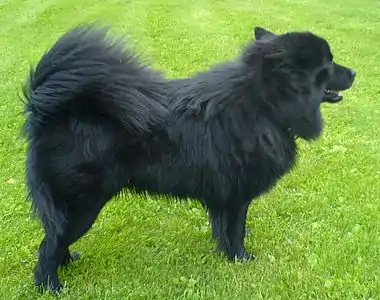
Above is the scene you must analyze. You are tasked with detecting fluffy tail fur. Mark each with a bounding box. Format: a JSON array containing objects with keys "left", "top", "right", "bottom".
[
  {"left": 22, "top": 23, "right": 168, "bottom": 136},
  {"left": 21, "top": 23, "right": 169, "bottom": 233}
]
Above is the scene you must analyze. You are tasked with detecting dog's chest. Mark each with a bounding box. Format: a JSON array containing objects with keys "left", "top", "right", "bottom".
[{"left": 236, "top": 139, "right": 297, "bottom": 198}]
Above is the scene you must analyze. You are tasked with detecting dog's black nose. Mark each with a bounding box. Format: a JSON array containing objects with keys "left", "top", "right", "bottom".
[{"left": 349, "top": 69, "right": 356, "bottom": 79}]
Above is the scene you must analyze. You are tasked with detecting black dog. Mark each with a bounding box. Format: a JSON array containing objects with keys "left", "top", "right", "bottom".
[{"left": 21, "top": 24, "right": 355, "bottom": 292}]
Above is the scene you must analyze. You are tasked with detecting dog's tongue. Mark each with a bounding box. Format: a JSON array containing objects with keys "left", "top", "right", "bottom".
[{"left": 323, "top": 90, "right": 343, "bottom": 103}]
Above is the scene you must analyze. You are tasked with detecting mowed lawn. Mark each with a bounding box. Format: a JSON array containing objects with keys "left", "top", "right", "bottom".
[{"left": 0, "top": 0, "right": 379, "bottom": 299}]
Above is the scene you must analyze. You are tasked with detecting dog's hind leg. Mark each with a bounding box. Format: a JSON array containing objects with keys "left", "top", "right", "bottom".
[
  {"left": 31, "top": 187, "right": 68, "bottom": 292},
  {"left": 34, "top": 228, "right": 67, "bottom": 292},
  {"left": 209, "top": 202, "right": 254, "bottom": 261},
  {"left": 59, "top": 199, "right": 107, "bottom": 253},
  {"left": 34, "top": 196, "right": 108, "bottom": 292},
  {"left": 59, "top": 249, "right": 80, "bottom": 267}
]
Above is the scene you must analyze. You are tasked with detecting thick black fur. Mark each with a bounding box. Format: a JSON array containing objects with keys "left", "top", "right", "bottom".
[{"left": 22, "top": 24, "right": 355, "bottom": 292}]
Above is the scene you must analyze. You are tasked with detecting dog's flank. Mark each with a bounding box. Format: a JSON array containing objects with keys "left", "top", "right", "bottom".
[{"left": 22, "top": 24, "right": 356, "bottom": 292}]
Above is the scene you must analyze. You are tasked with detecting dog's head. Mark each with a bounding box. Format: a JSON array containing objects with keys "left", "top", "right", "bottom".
[
  {"left": 254, "top": 26, "right": 356, "bottom": 104},
  {"left": 244, "top": 26, "right": 356, "bottom": 140}
]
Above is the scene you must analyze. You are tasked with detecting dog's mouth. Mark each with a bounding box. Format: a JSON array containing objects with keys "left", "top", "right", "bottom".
[{"left": 322, "top": 89, "right": 343, "bottom": 103}]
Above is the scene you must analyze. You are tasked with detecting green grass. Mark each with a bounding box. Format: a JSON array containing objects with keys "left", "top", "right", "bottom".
[{"left": 0, "top": 0, "right": 379, "bottom": 299}]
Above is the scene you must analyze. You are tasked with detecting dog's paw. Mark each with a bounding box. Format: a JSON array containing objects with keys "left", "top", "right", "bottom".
[
  {"left": 235, "top": 250, "right": 256, "bottom": 262},
  {"left": 227, "top": 249, "right": 256, "bottom": 262},
  {"left": 70, "top": 251, "right": 80, "bottom": 261},
  {"left": 35, "top": 278, "right": 63, "bottom": 294},
  {"left": 60, "top": 251, "right": 80, "bottom": 267}
]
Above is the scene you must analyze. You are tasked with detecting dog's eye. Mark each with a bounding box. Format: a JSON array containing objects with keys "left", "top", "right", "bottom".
[{"left": 316, "top": 68, "right": 329, "bottom": 85}]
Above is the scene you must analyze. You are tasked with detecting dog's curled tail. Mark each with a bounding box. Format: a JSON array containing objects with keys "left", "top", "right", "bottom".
[{"left": 22, "top": 23, "right": 168, "bottom": 138}]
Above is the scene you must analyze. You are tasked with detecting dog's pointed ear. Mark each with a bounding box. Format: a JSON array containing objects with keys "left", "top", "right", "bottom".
[{"left": 254, "top": 26, "right": 276, "bottom": 40}]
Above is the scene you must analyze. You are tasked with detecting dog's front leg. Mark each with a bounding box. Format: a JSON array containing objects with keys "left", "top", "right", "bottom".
[{"left": 209, "top": 202, "right": 254, "bottom": 261}]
